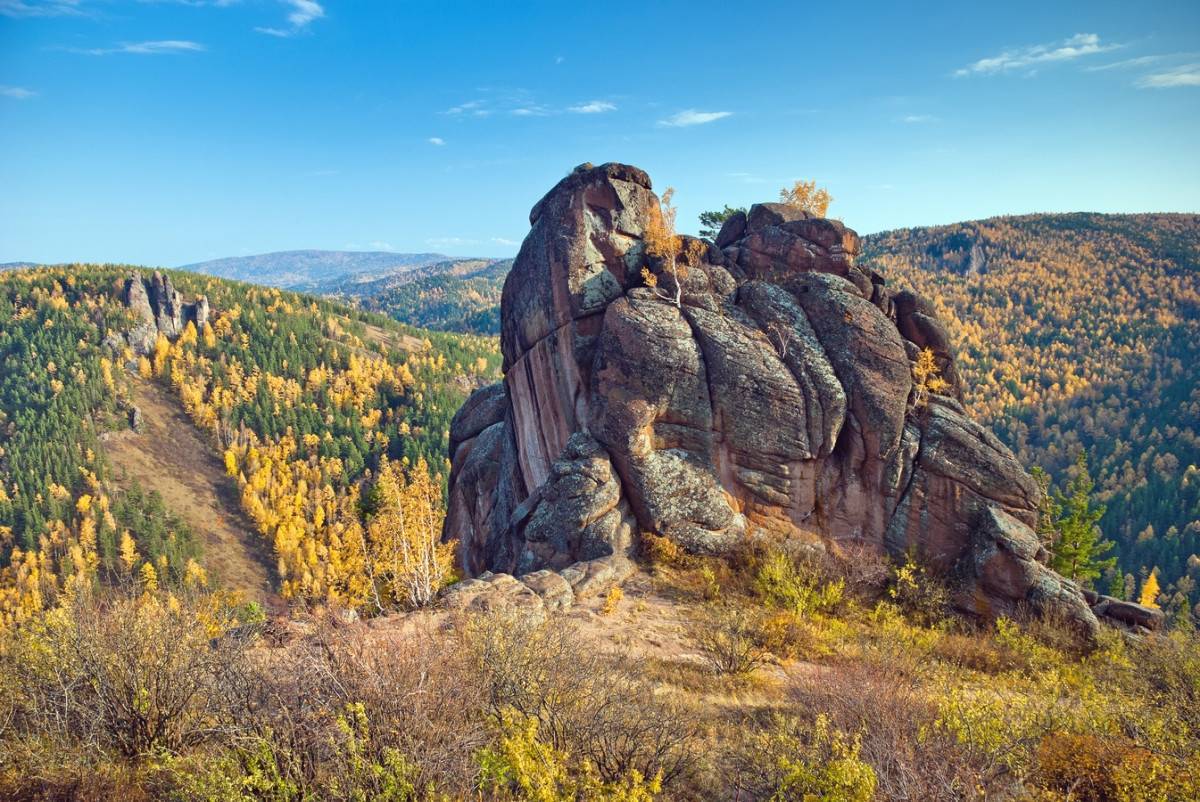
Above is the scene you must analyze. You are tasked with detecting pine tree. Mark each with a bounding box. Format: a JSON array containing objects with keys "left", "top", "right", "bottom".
[{"left": 1047, "top": 452, "right": 1117, "bottom": 585}]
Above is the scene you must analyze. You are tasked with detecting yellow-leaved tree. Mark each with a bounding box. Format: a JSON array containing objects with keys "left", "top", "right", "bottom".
[
  {"left": 1139, "top": 571, "right": 1161, "bottom": 609},
  {"left": 779, "top": 179, "right": 833, "bottom": 217},
  {"left": 642, "top": 187, "right": 686, "bottom": 307},
  {"left": 912, "top": 347, "right": 949, "bottom": 407},
  {"left": 365, "top": 458, "right": 456, "bottom": 611}
]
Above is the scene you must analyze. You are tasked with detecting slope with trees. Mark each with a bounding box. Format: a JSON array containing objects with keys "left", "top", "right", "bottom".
[
  {"left": 861, "top": 213, "right": 1200, "bottom": 617},
  {"left": 0, "top": 265, "right": 501, "bottom": 622}
]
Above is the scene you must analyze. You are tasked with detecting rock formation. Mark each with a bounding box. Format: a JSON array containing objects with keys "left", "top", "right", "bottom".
[
  {"left": 120, "top": 271, "right": 210, "bottom": 354},
  {"left": 443, "top": 162, "right": 1146, "bottom": 635}
]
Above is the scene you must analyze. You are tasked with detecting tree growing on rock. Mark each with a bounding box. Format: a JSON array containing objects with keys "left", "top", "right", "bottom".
[
  {"left": 779, "top": 179, "right": 833, "bottom": 216},
  {"left": 911, "top": 347, "right": 949, "bottom": 407},
  {"left": 642, "top": 187, "right": 687, "bottom": 307}
]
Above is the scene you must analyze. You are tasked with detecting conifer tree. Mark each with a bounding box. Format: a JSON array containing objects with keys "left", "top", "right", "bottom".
[{"left": 1046, "top": 452, "right": 1116, "bottom": 585}]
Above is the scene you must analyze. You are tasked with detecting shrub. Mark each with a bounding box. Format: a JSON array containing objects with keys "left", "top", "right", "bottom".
[
  {"left": 477, "top": 711, "right": 662, "bottom": 802},
  {"left": 888, "top": 554, "right": 949, "bottom": 624},
  {"left": 728, "top": 713, "right": 875, "bottom": 802},
  {"left": 600, "top": 585, "right": 623, "bottom": 615},
  {"left": 792, "top": 659, "right": 990, "bottom": 800},
  {"left": 0, "top": 587, "right": 253, "bottom": 765},
  {"left": 461, "top": 610, "right": 699, "bottom": 787},
  {"left": 754, "top": 549, "right": 844, "bottom": 617},
  {"left": 1035, "top": 731, "right": 1183, "bottom": 802},
  {"left": 640, "top": 532, "right": 681, "bottom": 567},
  {"left": 690, "top": 603, "right": 771, "bottom": 676}
]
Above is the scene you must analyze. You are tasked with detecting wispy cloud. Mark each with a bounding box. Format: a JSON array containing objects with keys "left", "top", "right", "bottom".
[
  {"left": 444, "top": 99, "right": 489, "bottom": 117},
  {"left": 368, "top": 240, "right": 394, "bottom": 251},
  {"left": 510, "top": 105, "right": 550, "bottom": 117},
  {"left": 428, "top": 137, "right": 445, "bottom": 146},
  {"left": 1086, "top": 54, "right": 1171, "bottom": 72},
  {"left": 0, "top": 85, "right": 37, "bottom": 99},
  {"left": 657, "top": 109, "right": 733, "bottom": 127},
  {"left": 425, "top": 236, "right": 478, "bottom": 249},
  {"left": 568, "top": 100, "right": 617, "bottom": 114},
  {"left": 901, "top": 114, "right": 937, "bottom": 124},
  {"left": 75, "top": 40, "right": 206, "bottom": 55},
  {"left": 256, "top": 0, "right": 323, "bottom": 37},
  {"left": 955, "top": 33, "right": 1119, "bottom": 77},
  {"left": 1136, "top": 63, "right": 1200, "bottom": 89},
  {"left": 491, "top": 237, "right": 518, "bottom": 247},
  {"left": 0, "top": 0, "right": 83, "bottom": 17}
]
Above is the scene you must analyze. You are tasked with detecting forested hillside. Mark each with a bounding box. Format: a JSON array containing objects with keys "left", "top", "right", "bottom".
[
  {"left": 862, "top": 213, "right": 1200, "bottom": 615},
  {"left": 355, "top": 257, "right": 510, "bottom": 333},
  {"left": 0, "top": 266, "right": 500, "bottom": 623}
]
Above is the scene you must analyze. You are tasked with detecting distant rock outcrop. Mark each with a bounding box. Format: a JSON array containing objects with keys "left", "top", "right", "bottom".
[
  {"left": 119, "top": 271, "right": 210, "bottom": 354},
  {"left": 442, "top": 162, "right": 1147, "bottom": 636}
]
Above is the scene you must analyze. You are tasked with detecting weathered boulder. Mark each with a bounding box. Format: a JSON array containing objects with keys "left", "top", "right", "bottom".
[{"left": 442, "top": 162, "right": 1099, "bottom": 632}]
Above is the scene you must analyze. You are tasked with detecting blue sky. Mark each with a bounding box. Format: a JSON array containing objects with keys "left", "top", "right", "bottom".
[{"left": 1, "top": 0, "right": 1198, "bottom": 266}]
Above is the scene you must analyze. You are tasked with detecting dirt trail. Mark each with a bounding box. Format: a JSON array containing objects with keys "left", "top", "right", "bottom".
[{"left": 103, "top": 380, "right": 282, "bottom": 609}]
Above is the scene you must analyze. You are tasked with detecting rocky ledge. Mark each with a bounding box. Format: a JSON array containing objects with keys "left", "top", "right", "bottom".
[{"left": 441, "top": 162, "right": 1155, "bottom": 637}]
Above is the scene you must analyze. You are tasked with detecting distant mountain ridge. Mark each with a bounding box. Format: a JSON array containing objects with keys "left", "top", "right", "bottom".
[{"left": 179, "top": 249, "right": 459, "bottom": 291}]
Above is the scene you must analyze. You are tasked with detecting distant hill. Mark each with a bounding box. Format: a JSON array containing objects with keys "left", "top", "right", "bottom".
[
  {"left": 0, "top": 262, "right": 39, "bottom": 272},
  {"left": 179, "top": 249, "right": 455, "bottom": 291},
  {"left": 353, "top": 258, "right": 512, "bottom": 334}
]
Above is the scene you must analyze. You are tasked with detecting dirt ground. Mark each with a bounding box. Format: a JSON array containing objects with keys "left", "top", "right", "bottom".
[{"left": 102, "top": 379, "right": 283, "bottom": 610}]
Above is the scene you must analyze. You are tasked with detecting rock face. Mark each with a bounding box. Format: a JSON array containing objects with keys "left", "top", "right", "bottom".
[
  {"left": 442, "top": 162, "right": 1109, "bottom": 634},
  {"left": 120, "top": 271, "right": 211, "bottom": 354}
]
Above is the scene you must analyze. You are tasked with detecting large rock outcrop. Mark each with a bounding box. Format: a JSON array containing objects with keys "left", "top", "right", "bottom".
[
  {"left": 443, "top": 162, "right": 1109, "bottom": 634},
  {"left": 120, "top": 271, "right": 210, "bottom": 354}
]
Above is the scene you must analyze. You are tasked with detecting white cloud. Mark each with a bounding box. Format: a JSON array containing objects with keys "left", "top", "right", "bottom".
[
  {"left": 491, "top": 237, "right": 518, "bottom": 247},
  {"left": 955, "top": 33, "right": 1119, "bottom": 77},
  {"left": 444, "top": 100, "right": 484, "bottom": 115},
  {"left": 510, "top": 105, "right": 549, "bottom": 116},
  {"left": 901, "top": 114, "right": 937, "bottom": 123},
  {"left": 1136, "top": 64, "right": 1200, "bottom": 89},
  {"left": 256, "top": 0, "right": 324, "bottom": 37},
  {"left": 428, "top": 137, "right": 445, "bottom": 146},
  {"left": 0, "top": 0, "right": 83, "bottom": 17},
  {"left": 78, "top": 40, "right": 206, "bottom": 55},
  {"left": 425, "top": 237, "right": 478, "bottom": 249},
  {"left": 657, "top": 109, "right": 733, "bottom": 127},
  {"left": 568, "top": 100, "right": 616, "bottom": 114},
  {"left": 368, "top": 241, "right": 394, "bottom": 251},
  {"left": 0, "top": 86, "right": 37, "bottom": 99},
  {"left": 1086, "top": 54, "right": 1170, "bottom": 72}
]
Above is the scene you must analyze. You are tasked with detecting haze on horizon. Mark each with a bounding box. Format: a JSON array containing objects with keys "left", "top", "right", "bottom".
[{"left": 1, "top": 0, "right": 1198, "bottom": 266}]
